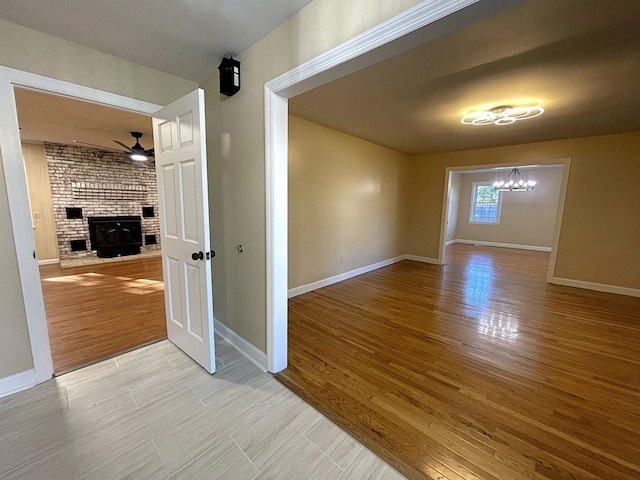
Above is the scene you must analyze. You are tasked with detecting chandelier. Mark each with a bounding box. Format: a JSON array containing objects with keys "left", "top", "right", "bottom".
[
  {"left": 461, "top": 105, "right": 544, "bottom": 126},
  {"left": 493, "top": 168, "right": 536, "bottom": 191}
]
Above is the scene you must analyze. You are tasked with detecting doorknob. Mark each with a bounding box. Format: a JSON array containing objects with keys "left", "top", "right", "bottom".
[{"left": 191, "top": 251, "right": 204, "bottom": 261}]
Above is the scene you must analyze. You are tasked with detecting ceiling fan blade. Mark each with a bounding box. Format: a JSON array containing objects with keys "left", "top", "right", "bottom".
[
  {"left": 73, "top": 140, "right": 124, "bottom": 153},
  {"left": 112, "top": 140, "right": 134, "bottom": 152}
]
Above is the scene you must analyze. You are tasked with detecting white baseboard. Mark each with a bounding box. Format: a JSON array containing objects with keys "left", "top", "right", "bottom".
[
  {"left": 0, "top": 369, "right": 37, "bottom": 399},
  {"left": 285, "top": 249, "right": 640, "bottom": 301},
  {"left": 445, "top": 240, "right": 456, "bottom": 246},
  {"left": 288, "top": 255, "right": 406, "bottom": 298},
  {"left": 550, "top": 277, "right": 640, "bottom": 298},
  {"left": 403, "top": 254, "right": 440, "bottom": 264},
  {"left": 37, "top": 258, "right": 59, "bottom": 266},
  {"left": 451, "top": 239, "right": 552, "bottom": 252},
  {"left": 214, "top": 317, "right": 267, "bottom": 372},
  {"left": 288, "top": 254, "right": 443, "bottom": 298}
]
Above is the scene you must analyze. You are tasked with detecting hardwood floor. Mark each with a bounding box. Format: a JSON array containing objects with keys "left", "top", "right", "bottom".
[
  {"left": 279, "top": 244, "right": 640, "bottom": 479},
  {"left": 40, "top": 257, "right": 167, "bottom": 373}
]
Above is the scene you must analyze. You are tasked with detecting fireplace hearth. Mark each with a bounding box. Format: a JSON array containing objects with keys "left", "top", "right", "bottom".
[{"left": 88, "top": 216, "right": 142, "bottom": 258}]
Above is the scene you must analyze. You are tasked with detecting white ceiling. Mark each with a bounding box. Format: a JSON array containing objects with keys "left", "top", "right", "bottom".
[
  {"left": 289, "top": 0, "right": 640, "bottom": 155},
  {"left": 0, "top": 0, "right": 313, "bottom": 82},
  {"left": 10, "top": 0, "right": 640, "bottom": 157}
]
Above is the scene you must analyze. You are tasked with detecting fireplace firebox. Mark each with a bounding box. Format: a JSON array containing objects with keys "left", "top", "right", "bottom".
[{"left": 88, "top": 216, "right": 142, "bottom": 258}]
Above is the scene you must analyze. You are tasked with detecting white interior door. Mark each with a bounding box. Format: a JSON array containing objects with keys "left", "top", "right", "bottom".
[{"left": 153, "top": 88, "right": 215, "bottom": 373}]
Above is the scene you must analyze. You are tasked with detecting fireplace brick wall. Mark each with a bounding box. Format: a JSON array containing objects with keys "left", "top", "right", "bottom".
[{"left": 45, "top": 143, "right": 161, "bottom": 259}]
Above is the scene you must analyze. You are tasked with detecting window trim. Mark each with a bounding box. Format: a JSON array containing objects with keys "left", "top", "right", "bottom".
[{"left": 469, "top": 181, "right": 502, "bottom": 225}]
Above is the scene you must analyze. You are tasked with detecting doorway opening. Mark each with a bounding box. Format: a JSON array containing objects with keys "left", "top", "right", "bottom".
[
  {"left": 15, "top": 86, "right": 166, "bottom": 375},
  {"left": 439, "top": 162, "right": 569, "bottom": 279}
]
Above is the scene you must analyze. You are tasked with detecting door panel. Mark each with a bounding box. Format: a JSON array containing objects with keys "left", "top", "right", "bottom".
[
  {"left": 153, "top": 88, "right": 215, "bottom": 373},
  {"left": 166, "top": 256, "right": 182, "bottom": 328},
  {"left": 180, "top": 160, "right": 198, "bottom": 242},
  {"left": 185, "top": 262, "right": 203, "bottom": 339},
  {"left": 161, "top": 165, "right": 178, "bottom": 237},
  {"left": 178, "top": 112, "right": 194, "bottom": 146},
  {"left": 159, "top": 121, "right": 173, "bottom": 151}
]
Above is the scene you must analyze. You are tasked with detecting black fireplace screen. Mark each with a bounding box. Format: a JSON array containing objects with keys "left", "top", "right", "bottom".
[{"left": 88, "top": 216, "right": 142, "bottom": 258}]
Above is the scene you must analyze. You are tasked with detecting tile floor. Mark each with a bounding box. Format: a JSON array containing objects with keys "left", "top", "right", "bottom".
[{"left": 0, "top": 337, "right": 404, "bottom": 479}]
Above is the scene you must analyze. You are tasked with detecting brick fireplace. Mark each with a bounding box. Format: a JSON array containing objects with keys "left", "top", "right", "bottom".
[{"left": 45, "top": 143, "right": 161, "bottom": 260}]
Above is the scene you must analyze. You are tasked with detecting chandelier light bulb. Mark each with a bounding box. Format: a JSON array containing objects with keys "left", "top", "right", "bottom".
[
  {"left": 494, "top": 168, "right": 537, "bottom": 192},
  {"left": 461, "top": 105, "right": 544, "bottom": 126}
]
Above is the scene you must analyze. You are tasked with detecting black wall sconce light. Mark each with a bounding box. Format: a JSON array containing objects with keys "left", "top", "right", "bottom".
[{"left": 218, "top": 57, "right": 240, "bottom": 97}]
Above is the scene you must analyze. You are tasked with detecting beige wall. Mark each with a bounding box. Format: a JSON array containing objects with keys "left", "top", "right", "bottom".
[
  {"left": 200, "top": 0, "right": 423, "bottom": 352},
  {"left": 0, "top": 18, "right": 196, "bottom": 105},
  {"left": 0, "top": 150, "right": 33, "bottom": 377},
  {"left": 288, "top": 116, "right": 407, "bottom": 288},
  {"left": 22, "top": 142, "right": 59, "bottom": 261},
  {"left": 406, "top": 131, "right": 640, "bottom": 289},
  {"left": 454, "top": 166, "right": 562, "bottom": 247},
  {"left": 0, "top": 19, "right": 197, "bottom": 379}
]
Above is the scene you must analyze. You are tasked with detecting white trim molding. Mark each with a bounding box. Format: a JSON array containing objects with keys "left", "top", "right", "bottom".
[
  {"left": 451, "top": 239, "right": 552, "bottom": 252},
  {"left": 0, "top": 66, "right": 162, "bottom": 387},
  {"left": 37, "top": 259, "right": 60, "bottom": 266},
  {"left": 0, "top": 369, "right": 37, "bottom": 399},
  {"left": 288, "top": 254, "right": 442, "bottom": 298},
  {"left": 2, "top": 66, "right": 161, "bottom": 114},
  {"left": 264, "top": 0, "right": 526, "bottom": 375},
  {"left": 550, "top": 278, "right": 640, "bottom": 298},
  {"left": 214, "top": 318, "right": 267, "bottom": 372},
  {"left": 264, "top": 87, "right": 289, "bottom": 374},
  {"left": 403, "top": 254, "right": 441, "bottom": 264},
  {"left": 266, "top": 0, "right": 488, "bottom": 98},
  {"left": 288, "top": 256, "right": 406, "bottom": 298},
  {"left": 439, "top": 159, "right": 571, "bottom": 281},
  {"left": 287, "top": 252, "right": 640, "bottom": 301}
]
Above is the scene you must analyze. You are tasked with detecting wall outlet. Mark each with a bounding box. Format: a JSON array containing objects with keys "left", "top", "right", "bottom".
[
  {"left": 340, "top": 256, "right": 344, "bottom": 263},
  {"left": 33, "top": 211, "right": 41, "bottom": 219}
]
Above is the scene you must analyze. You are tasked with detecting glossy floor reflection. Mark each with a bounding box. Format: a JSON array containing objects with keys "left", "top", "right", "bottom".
[
  {"left": 282, "top": 244, "right": 640, "bottom": 479},
  {"left": 40, "top": 258, "right": 167, "bottom": 373},
  {"left": 462, "top": 253, "right": 520, "bottom": 342},
  {"left": 463, "top": 254, "right": 494, "bottom": 310}
]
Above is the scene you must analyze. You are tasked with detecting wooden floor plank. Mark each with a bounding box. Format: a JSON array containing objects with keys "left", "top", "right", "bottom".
[
  {"left": 40, "top": 258, "right": 167, "bottom": 373},
  {"left": 279, "top": 244, "right": 640, "bottom": 479}
]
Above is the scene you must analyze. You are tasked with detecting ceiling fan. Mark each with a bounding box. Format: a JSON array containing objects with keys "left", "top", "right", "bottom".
[{"left": 73, "top": 131, "right": 154, "bottom": 161}]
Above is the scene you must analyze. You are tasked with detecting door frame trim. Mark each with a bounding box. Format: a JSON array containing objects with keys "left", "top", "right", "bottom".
[
  {"left": 0, "top": 65, "right": 161, "bottom": 383},
  {"left": 438, "top": 160, "right": 571, "bottom": 280},
  {"left": 262, "top": 0, "right": 525, "bottom": 372}
]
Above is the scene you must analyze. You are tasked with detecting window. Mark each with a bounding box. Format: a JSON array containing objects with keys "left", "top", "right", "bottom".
[{"left": 470, "top": 182, "right": 501, "bottom": 224}]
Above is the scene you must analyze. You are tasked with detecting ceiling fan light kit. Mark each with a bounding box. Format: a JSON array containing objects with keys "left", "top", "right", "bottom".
[
  {"left": 461, "top": 105, "right": 544, "bottom": 126},
  {"left": 118, "top": 131, "right": 152, "bottom": 161},
  {"left": 74, "top": 131, "right": 155, "bottom": 161}
]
